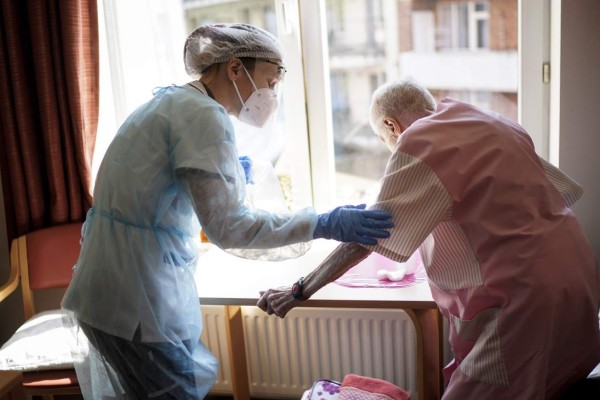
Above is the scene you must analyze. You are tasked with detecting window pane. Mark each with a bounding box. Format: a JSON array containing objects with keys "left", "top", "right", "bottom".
[
  {"left": 180, "top": 1, "right": 312, "bottom": 211},
  {"left": 324, "top": 0, "right": 518, "bottom": 204},
  {"left": 457, "top": 4, "right": 470, "bottom": 49},
  {"left": 475, "top": 2, "right": 488, "bottom": 12},
  {"left": 436, "top": 4, "right": 452, "bottom": 50},
  {"left": 477, "top": 19, "right": 489, "bottom": 48}
]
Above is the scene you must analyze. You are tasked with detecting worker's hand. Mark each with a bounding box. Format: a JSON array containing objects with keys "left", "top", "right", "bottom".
[
  {"left": 239, "top": 155, "right": 254, "bottom": 184},
  {"left": 312, "top": 204, "right": 393, "bottom": 245},
  {"left": 257, "top": 286, "right": 298, "bottom": 318}
]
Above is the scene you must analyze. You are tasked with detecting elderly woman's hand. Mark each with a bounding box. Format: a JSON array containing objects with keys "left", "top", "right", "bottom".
[{"left": 257, "top": 286, "right": 300, "bottom": 318}]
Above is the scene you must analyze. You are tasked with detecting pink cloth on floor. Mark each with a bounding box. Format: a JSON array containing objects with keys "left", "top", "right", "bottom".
[
  {"left": 335, "top": 251, "right": 427, "bottom": 288},
  {"left": 340, "top": 374, "right": 410, "bottom": 400},
  {"left": 303, "top": 379, "right": 341, "bottom": 400}
]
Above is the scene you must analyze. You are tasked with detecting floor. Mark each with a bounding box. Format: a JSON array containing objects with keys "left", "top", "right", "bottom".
[
  {"left": 205, "top": 396, "right": 277, "bottom": 400},
  {"left": 44, "top": 395, "right": 275, "bottom": 400}
]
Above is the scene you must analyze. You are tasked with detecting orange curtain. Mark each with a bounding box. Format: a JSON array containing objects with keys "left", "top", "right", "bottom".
[{"left": 0, "top": 0, "right": 98, "bottom": 242}]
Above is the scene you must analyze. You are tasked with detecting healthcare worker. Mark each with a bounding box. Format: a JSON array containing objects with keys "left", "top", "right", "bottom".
[
  {"left": 258, "top": 79, "right": 600, "bottom": 399},
  {"left": 61, "top": 23, "right": 393, "bottom": 400}
]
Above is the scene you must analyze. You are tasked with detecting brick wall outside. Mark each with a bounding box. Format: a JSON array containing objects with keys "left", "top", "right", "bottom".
[
  {"left": 489, "top": 0, "right": 518, "bottom": 50},
  {"left": 398, "top": 1, "right": 414, "bottom": 52},
  {"left": 406, "top": 0, "right": 518, "bottom": 51}
]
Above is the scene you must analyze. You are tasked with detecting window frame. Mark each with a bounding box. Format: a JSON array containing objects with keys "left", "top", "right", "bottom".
[{"left": 518, "top": 0, "right": 551, "bottom": 160}]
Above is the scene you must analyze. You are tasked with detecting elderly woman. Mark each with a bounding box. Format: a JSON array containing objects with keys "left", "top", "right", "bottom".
[
  {"left": 259, "top": 79, "right": 600, "bottom": 399},
  {"left": 61, "top": 23, "right": 393, "bottom": 399}
]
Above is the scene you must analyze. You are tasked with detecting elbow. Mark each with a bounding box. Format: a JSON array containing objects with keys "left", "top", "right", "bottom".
[
  {"left": 203, "top": 216, "right": 261, "bottom": 249},
  {"left": 204, "top": 229, "right": 246, "bottom": 249}
]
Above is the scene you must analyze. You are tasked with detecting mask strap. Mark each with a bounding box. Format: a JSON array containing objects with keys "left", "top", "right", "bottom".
[
  {"left": 232, "top": 63, "right": 259, "bottom": 110},
  {"left": 232, "top": 80, "right": 247, "bottom": 111},
  {"left": 241, "top": 64, "right": 259, "bottom": 91}
]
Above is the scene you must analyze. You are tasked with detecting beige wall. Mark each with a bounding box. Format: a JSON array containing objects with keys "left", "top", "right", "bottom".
[{"left": 558, "top": 0, "right": 600, "bottom": 258}]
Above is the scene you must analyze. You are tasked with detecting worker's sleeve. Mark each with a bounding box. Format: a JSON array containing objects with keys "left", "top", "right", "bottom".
[
  {"left": 538, "top": 157, "right": 584, "bottom": 207},
  {"left": 367, "top": 150, "right": 453, "bottom": 263},
  {"left": 170, "top": 98, "right": 316, "bottom": 259},
  {"left": 176, "top": 168, "right": 316, "bottom": 256}
]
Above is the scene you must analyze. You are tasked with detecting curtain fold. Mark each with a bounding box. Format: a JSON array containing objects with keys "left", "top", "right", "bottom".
[{"left": 0, "top": 0, "right": 98, "bottom": 242}]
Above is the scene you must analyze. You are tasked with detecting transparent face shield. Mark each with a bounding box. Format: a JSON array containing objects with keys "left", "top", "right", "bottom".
[
  {"left": 232, "top": 61, "right": 286, "bottom": 128},
  {"left": 260, "top": 59, "right": 287, "bottom": 94}
]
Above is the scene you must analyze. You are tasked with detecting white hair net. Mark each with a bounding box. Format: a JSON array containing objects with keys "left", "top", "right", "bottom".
[{"left": 184, "top": 23, "right": 284, "bottom": 79}]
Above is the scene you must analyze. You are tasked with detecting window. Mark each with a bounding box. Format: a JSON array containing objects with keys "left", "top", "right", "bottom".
[
  {"left": 327, "top": 0, "right": 345, "bottom": 37},
  {"left": 437, "top": 1, "right": 490, "bottom": 51},
  {"left": 96, "top": 0, "right": 547, "bottom": 211}
]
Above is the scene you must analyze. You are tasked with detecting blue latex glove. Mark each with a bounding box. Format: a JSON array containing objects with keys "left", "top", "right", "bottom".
[
  {"left": 239, "top": 155, "right": 254, "bottom": 184},
  {"left": 313, "top": 204, "right": 394, "bottom": 245}
]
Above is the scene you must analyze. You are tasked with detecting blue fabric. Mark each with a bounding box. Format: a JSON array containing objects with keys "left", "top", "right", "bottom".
[
  {"left": 62, "top": 85, "right": 231, "bottom": 343},
  {"left": 79, "top": 321, "right": 217, "bottom": 400},
  {"left": 62, "top": 83, "right": 316, "bottom": 344},
  {"left": 239, "top": 155, "right": 254, "bottom": 184},
  {"left": 61, "top": 84, "right": 316, "bottom": 399}
]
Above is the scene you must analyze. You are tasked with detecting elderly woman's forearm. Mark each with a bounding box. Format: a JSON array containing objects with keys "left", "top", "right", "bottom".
[{"left": 302, "top": 243, "right": 371, "bottom": 298}]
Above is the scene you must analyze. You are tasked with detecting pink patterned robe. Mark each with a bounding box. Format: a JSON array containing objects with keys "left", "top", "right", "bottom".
[{"left": 370, "top": 98, "right": 600, "bottom": 399}]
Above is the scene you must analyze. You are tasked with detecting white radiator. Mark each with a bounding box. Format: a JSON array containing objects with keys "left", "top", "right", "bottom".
[{"left": 201, "top": 305, "right": 417, "bottom": 399}]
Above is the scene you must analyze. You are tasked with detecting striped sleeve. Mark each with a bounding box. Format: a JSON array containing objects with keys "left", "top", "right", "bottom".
[
  {"left": 539, "top": 157, "right": 583, "bottom": 207},
  {"left": 368, "top": 150, "right": 452, "bottom": 262}
]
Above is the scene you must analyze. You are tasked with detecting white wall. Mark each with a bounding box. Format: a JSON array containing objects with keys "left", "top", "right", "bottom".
[
  {"left": 400, "top": 51, "right": 518, "bottom": 92},
  {"left": 557, "top": 0, "right": 600, "bottom": 258}
]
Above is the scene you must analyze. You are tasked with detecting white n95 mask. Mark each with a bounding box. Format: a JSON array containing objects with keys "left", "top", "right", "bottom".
[{"left": 232, "top": 65, "right": 279, "bottom": 128}]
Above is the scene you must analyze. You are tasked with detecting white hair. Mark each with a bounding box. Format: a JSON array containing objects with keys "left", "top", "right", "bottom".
[{"left": 369, "top": 78, "right": 436, "bottom": 137}]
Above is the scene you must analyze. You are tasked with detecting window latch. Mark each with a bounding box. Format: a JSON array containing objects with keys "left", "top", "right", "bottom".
[{"left": 542, "top": 62, "right": 551, "bottom": 84}]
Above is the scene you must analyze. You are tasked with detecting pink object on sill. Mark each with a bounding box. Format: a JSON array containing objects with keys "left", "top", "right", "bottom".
[{"left": 335, "top": 251, "right": 427, "bottom": 288}]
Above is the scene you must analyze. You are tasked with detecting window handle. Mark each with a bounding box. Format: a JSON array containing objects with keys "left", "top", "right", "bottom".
[{"left": 542, "top": 62, "right": 550, "bottom": 84}]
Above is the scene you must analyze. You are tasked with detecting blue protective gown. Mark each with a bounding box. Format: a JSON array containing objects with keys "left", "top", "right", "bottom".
[{"left": 62, "top": 83, "right": 317, "bottom": 398}]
